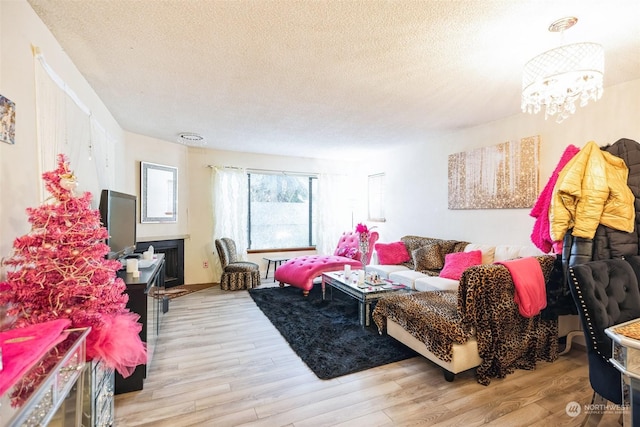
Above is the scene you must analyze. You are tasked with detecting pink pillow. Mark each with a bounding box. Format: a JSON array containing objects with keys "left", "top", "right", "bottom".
[
  {"left": 375, "top": 241, "right": 410, "bottom": 265},
  {"left": 335, "top": 246, "right": 358, "bottom": 259},
  {"left": 439, "top": 250, "right": 482, "bottom": 280}
]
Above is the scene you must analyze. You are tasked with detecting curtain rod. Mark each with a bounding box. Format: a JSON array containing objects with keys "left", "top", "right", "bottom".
[
  {"left": 208, "top": 165, "right": 242, "bottom": 170},
  {"left": 208, "top": 165, "right": 318, "bottom": 177},
  {"left": 33, "top": 46, "right": 91, "bottom": 116}
]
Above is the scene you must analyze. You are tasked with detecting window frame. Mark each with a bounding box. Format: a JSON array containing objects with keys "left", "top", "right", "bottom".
[
  {"left": 368, "top": 172, "right": 386, "bottom": 222},
  {"left": 246, "top": 171, "right": 318, "bottom": 252}
]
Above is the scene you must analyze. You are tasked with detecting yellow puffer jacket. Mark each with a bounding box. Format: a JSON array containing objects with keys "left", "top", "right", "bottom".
[{"left": 550, "top": 141, "right": 635, "bottom": 242}]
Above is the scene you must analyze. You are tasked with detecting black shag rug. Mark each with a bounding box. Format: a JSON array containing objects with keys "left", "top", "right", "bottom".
[{"left": 248, "top": 284, "right": 416, "bottom": 380}]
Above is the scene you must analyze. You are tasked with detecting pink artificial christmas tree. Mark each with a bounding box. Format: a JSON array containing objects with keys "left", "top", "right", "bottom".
[{"left": 0, "top": 154, "right": 145, "bottom": 377}]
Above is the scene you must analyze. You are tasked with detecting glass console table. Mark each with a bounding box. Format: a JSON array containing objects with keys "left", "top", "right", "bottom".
[
  {"left": 605, "top": 318, "right": 640, "bottom": 426},
  {"left": 0, "top": 328, "right": 90, "bottom": 427}
]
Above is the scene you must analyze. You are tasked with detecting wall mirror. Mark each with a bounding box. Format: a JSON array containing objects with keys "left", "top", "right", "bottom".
[{"left": 141, "top": 162, "right": 178, "bottom": 223}]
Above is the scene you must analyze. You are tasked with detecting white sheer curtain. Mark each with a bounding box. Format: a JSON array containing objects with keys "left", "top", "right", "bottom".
[
  {"left": 34, "top": 49, "right": 113, "bottom": 203},
  {"left": 211, "top": 167, "right": 249, "bottom": 278},
  {"left": 316, "top": 173, "right": 356, "bottom": 254}
]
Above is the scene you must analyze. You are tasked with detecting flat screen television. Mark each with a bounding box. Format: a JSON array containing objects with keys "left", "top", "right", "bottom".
[{"left": 99, "top": 189, "right": 137, "bottom": 260}]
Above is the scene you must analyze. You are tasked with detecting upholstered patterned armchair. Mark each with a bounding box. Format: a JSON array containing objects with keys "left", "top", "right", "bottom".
[{"left": 215, "top": 238, "right": 261, "bottom": 290}]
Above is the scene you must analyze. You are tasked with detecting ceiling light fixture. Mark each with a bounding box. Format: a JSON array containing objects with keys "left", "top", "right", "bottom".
[
  {"left": 521, "top": 17, "right": 604, "bottom": 123},
  {"left": 177, "top": 132, "right": 205, "bottom": 145}
]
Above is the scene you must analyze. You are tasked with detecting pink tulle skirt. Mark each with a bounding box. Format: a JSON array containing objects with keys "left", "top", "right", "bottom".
[{"left": 86, "top": 312, "right": 147, "bottom": 378}]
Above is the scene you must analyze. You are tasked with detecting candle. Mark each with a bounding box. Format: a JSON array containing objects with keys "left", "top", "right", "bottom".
[{"left": 126, "top": 258, "right": 138, "bottom": 273}]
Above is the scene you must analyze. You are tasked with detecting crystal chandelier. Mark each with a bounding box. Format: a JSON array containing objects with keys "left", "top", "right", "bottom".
[{"left": 521, "top": 17, "right": 604, "bottom": 123}]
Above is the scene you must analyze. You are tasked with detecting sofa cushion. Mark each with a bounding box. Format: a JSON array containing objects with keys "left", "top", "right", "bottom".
[
  {"left": 400, "top": 235, "right": 440, "bottom": 255},
  {"left": 414, "top": 276, "right": 460, "bottom": 292},
  {"left": 464, "top": 243, "right": 496, "bottom": 264},
  {"left": 400, "top": 236, "right": 440, "bottom": 269},
  {"left": 412, "top": 243, "right": 444, "bottom": 271},
  {"left": 493, "top": 245, "right": 543, "bottom": 262},
  {"left": 375, "top": 241, "right": 411, "bottom": 265},
  {"left": 399, "top": 236, "right": 468, "bottom": 270},
  {"left": 366, "top": 264, "right": 409, "bottom": 279},
  {"left": 439, "top": 250, "right": 482, "bottom": 280},
  {"left": 439, "top": 239, "right": 469, "bottom": 255},
  {"left": 389, "top": 270, "right": 428, "bottom": 289}
]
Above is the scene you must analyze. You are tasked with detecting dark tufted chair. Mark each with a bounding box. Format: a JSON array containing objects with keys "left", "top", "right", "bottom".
[
  {"left": 215, "top": 238, "right": 260, "bottom": 290},
  {"left": 568, "top": 257, "right": 640, "bottom": 425}
]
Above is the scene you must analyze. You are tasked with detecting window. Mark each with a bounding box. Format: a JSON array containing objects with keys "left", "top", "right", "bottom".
[{"left": 248, "top": 172, "right": 317, "bottom": 250}]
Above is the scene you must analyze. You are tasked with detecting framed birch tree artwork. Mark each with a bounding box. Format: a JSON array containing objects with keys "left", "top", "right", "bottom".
[{"left": 448, "top": 136, "right": 540, "bottom": 209}]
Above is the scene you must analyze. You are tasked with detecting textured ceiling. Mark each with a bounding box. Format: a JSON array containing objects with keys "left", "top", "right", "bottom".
[{"left": 27, "top": 0, "right": 640, "bottom": 159}]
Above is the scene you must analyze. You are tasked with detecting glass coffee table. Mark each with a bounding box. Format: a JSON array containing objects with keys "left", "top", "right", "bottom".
[{"left": 321, "top": 270, "right": 411, "bottom": 326}]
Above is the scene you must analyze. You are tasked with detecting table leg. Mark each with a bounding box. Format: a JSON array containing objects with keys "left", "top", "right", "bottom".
[
  {"left": 322, "top": 276, "right": 326, "bottom": 300},
  {"left": 273, "top": 260, "right": 281, "bottom": 276},
  {"left": 264, "top": 260, "right": 271, "bottom": 279},
  {"left": 365, "top": 303, "right": 371, "bottom": 327},
  {"left": 359, "top": 302, "right": 366, "bottom": 326}
]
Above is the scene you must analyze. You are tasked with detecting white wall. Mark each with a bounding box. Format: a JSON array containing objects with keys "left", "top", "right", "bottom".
[
  {"left": 0, "top": 0, "right": 124, "bottom": 261},
  {"left": 368, "top": 79, "right": 640, "bottom": 246}
]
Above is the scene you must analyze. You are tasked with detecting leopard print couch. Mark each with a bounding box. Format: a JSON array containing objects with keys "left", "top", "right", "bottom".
[{"left": 369, "top": 236, "right": 579, "bottom": 385}]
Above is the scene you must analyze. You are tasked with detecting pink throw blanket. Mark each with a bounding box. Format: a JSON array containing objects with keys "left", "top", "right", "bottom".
[
  {"left": 0, "top": 319, "right": 71, "bottom": 395},
  {"left": 495, "top": 258, "right": 547, "bottom": 318}
]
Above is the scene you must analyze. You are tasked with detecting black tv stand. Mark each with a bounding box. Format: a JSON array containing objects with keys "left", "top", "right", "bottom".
[{"left": 115, "top": 253, "right": 165, "bottom": 394}]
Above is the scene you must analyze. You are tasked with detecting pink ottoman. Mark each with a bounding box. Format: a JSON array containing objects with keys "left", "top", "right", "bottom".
[{"left": 274, "top": 255, "right": 363, "bottom": 296}]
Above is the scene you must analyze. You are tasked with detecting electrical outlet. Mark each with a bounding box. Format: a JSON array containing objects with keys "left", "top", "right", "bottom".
[{"left": 203, "top": 261, "right": 209, "bottom": 269}]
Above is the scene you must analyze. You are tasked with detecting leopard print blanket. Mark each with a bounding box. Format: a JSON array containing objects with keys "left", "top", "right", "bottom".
[
  {"left": 372, "top": 290, "right": 473, "bottom": 363},
  {"left": 373, "top": 255, "right": 559, "bottom": 385}
]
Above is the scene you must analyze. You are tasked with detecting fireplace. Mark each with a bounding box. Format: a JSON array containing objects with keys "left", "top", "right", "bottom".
[{"left": 135, "top": 239, "right": 184, "bottom": 288}]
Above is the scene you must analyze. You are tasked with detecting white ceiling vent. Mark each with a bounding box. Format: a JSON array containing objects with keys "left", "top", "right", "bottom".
[{"left": 177, "top": 132, "right": 205, "bottom": 146}]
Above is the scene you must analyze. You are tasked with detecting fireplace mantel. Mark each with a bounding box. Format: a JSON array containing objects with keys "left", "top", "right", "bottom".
[
  {"left": 135, "top": 237, "right": 185, "bottom": 288},
  {"left": 137, "top": 234, "right": 190, "bottom": 243}
]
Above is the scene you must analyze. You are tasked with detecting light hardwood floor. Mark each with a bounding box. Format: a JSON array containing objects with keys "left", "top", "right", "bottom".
[{"left": 114, "top": 283, "right": 620, "bottom": 427}]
